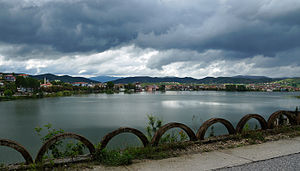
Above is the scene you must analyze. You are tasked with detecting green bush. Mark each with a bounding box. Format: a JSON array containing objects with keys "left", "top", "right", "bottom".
[
  {"left": 0, "top": 163, "right": 6, "bottom": 170},
  {"left": 4, "top": 89, "right": 13, "bottom": 97},
  {"left": 146, "top": 114, "right": 188, "bottom": 143},
  {"left": 242, "top": 123, "right": 250, "bottom": 133},
  {"left": 146, "top": 115, "right": 162, "bottom": 141},
  {"left": 105, "top": 89, "right": 114, "bottom": 94},
  {"left": 93, "top": 144, "right": 133, "bottom": 166},
  {"left": 35, "top": 123, "right": 86, "bottom": 159},
  {"left": 62, "top": 90, "right": 72, "bottom": 96},
  {"left": 242, "top": 131, "right": 265, "bottom": 142}
]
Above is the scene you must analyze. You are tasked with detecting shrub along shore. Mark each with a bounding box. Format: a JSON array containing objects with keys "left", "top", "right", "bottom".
[{"left": 2, "top": 125, "right": 300, "bottom": 170}]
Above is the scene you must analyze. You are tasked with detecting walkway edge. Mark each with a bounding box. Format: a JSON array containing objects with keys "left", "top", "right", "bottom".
[{"left": 90, "top": 137, "right": 300, "bottom": 171}]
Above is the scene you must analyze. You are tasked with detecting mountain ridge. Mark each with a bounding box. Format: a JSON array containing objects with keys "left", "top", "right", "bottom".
[
  {"left": 113, "top": 75, "right": 284, "bottom": 84},
  {"left": 89, "top": 76, "right": 123, "bottom": 82},
  {"left": 30, "top": 73, "right": 99, "bottom": 83},
  {"left": 27, "top": 73, "right": 290, "bottom": 84}
]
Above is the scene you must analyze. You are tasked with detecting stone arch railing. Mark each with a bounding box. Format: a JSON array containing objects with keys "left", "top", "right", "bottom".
[
  {"left": 236, "top": 114, "right": 268, "bottom": 133},
  {"left": 196, "top": 118, "right": 236, "bottom": 140},
  {"left": 1, "top": 109, "right": 300, "bottom": 167},
  {"left": 151, "top": 122, "right": 197, "bottom": 146},
  {"left": 99, "top": 127, "right": 149, "bottom": 151},
  {"left": 35, "top": 133, "right": 95, "bottom": 163},
  {"left": 267, "top": 110, "right": 297, "bottom": 129},
  {"left": 0, "top": 139, "right": 33, "bottom": 164}
]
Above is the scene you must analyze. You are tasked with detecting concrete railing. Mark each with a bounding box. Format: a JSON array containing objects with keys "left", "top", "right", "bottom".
[{"left": 1, "top": 109, "right": 299, "bottom": 165}]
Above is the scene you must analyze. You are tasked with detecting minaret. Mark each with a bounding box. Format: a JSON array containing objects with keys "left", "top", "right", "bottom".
[{"left": 44, "top": 77, "right": 47, "bottom": 84}]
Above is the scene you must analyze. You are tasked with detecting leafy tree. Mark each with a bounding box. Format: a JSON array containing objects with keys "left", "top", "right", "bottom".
[
  {"left": 4, "top": 89, "right": 13, "bottom": 97},
  {"left": 125, "top": 83, "right": 135, "bottom": 90},
  {"left": 237, "top": 85, "right": 246, "bottom": 91},
  {"left": 159, "top": 85, "right": 166, "bottom": 91},
  {"left": 106, "top": 81, "right": 114, "bottom": 89},
  {"left": 16, "top": 76, "right": 28, "bottom": 88},
  {"left": 16, "top": 76, "right": 40, "bottom": 91},
  {"left": 4, "top": 82, "right": 16, "bottom": 93},
  {"left": 27, "top": 77, "right": 40, "bottom": 91},
  {"left": 225, "top": 84, "right": 236, "bottom": 91}
]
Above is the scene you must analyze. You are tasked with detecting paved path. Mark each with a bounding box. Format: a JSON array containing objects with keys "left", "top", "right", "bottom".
[
  {"left": 90, "top": 137, "right": 300, "bottom": 171},
  {"left": 219, "top": 152, "right": 300, "bottom": 171}
]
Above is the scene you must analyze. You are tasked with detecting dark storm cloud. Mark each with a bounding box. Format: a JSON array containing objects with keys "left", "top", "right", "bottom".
[
  {"left": 0, "top": 0, "right": 192, "bottom": 58},
  {"left": 135, "top": 1, "right": 300, "bottom": 57},
  {"left": 0, "top": 0, "right": 300, "bottom": 71}
]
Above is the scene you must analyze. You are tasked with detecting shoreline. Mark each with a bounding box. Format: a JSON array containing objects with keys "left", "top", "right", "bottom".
[
  {"left": 3, "top": 125, "right": 300, "bottom": 170},
  {"left": 1, "top": 90, "right": 299, "bottom": 102}
]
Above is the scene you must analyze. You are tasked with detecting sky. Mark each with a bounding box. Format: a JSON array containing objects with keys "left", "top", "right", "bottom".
[{"left": 0, "top": 0, "right": 300, "bottom": 78}]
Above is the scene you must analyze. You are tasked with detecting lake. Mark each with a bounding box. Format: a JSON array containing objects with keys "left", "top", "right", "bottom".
[{"left": 1, "top": 91, "right": 300, "bottom": 163}]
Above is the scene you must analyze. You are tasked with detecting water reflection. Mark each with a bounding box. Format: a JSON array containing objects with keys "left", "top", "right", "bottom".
[
  {"left": 162, "top": 100, "right": 228, "bottom": 108},
  {"left": 0, "top": 91, "right": 300, "bottom": 163}
]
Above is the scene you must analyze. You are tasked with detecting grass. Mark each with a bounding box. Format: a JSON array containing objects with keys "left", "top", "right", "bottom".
[
  {"left": 94, "top": 149, "right": 133, "bottom": 166},
  {"left": 0, "top": 163, "right": 6, "bottom": 170},
  {"left": 67, "top": 125, "right": 300, "bottom": 168},
  {"left": 241, "top": 130, "right": 265, "bottom": 142},
  {"left": 91, "top": 126, "right": 299, "bottom": 167},
  {"left": 7, "top": 125, "right": 300, "bottom": 170},
  {"left": 92, "top": 141, "right": 189, "bottom": 166}
]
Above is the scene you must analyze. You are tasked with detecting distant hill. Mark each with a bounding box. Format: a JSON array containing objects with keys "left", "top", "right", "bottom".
[
  {"left": 199, "top": 76, "right": 281, "bottom": 84},
  {"left": 233, "top": 75, "right": 270, "bottom": 79},
  {"left": 275, "top": 78, "right": 300, "bottom": 88},
  {"left": 113, "top": 76, "right": 199, "bottom": 84},
  {"left": 113, "top": 76, "right": 282, "bottom": 84},
  {"left": 30, "top": 73, "right": 99, "bottom": 83},
  {"left": 89, "top": 76, "right": 122, "bottom": 82},
  {"left": 27, "top": 73, "right": 290, "bottom": 84}
]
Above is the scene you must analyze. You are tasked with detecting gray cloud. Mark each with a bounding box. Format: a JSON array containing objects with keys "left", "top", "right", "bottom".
[
  {"left": 1, "top": 0, "right": 298, "bottom": 57},
  {"left": 1, "top": 0, "right": 300, "bottom": 77}
]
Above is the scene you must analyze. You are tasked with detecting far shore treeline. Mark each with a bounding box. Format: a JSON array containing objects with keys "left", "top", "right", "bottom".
[{"left": 0, "top": 72, "right": 300, "bottom": 101}]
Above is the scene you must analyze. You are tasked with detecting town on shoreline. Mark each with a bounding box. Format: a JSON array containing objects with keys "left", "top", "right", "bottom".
[{"left": 1, "top": 72, "right": 300, "bottom": 101}]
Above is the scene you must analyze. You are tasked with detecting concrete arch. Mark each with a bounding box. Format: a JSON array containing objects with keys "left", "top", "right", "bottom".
[
  {"left": 151, "top": 122, "right": 197, "bottom": 146},
  {"left": 100, "top": 127, "right": 149, "bottom": 150},
  {"left": 0, "top": 139, "right": 33, "bottom": 164},
  {"left": 196, "top": 118, "right": 235, "bottom": 140},
  {"left": 267, "top": 110, "right": 297, "bottom": 129},
  {"left": 35, "top": 133, "right": 95, "bottom": 163},
  {"left": 236, "top": 114, "right": 268, "bottom": 133}
]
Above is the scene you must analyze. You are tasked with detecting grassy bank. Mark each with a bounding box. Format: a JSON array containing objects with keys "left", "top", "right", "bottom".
[
  {"left": 4, "top": 125, "right": 300, "bottom": 170},
  {"left": 92, "top": 125, "right": 300, "bottom": 167}
]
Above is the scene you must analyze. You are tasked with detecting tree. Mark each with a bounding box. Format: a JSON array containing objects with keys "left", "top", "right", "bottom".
[
  {"left": 4, "top": 89, "right": 13, "bottom": 97},
  {"left": 16, "top": 76, "right": 40, "bottom": 90},
  {"left": 225, "top": 84, "right": 236, "bottom": 91},
  {"left": 16, "top": 76, "right": 28, "bottom": 88},
  {"left": 125, "top": 83, "right": 135, "bottom": 90},
  {"left": 237, "top": 85, "right": 246, "bottom": 91},
  {"left": 4, "top": 82, "right": 16, "bottom": 93},
  {"left": 27, "top": 77, "right": 40, "bottom": 91},
  {"left": 106, "top": 81, "right": 114, "bottom": 89},
  {"left": 159, "top": 85, "right": 166, "bottom": 91}
]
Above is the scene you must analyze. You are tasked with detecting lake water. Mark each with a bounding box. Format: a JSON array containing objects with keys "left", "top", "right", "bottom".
[{"left": 1, "top": 91, "right": 300, "bottom": 163}]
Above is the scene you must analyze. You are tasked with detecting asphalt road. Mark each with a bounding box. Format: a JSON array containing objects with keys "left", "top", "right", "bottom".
[{"left": 219, "top": 152, "right": 300, "bottom": 171}]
